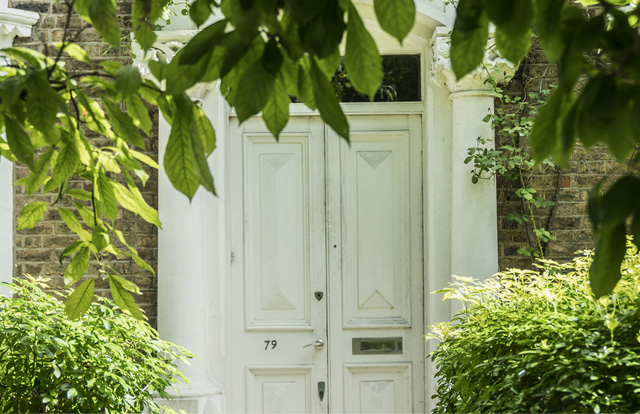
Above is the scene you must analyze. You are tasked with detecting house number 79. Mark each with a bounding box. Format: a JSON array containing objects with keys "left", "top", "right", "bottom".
[{"left": 264, "top": 340, "right": 277, "bottom": 350}]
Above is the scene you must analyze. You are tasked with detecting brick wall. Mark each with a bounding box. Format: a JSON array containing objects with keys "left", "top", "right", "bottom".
[
  {"left": 9, "top": 0, "right": 159, "bottom": 326},
  {"left": 496, "top": 39, "right": 628, "bottom": 270}
]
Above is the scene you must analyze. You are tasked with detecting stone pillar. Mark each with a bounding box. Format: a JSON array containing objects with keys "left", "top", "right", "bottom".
[
  {"left": 0, "top": 4, "right": 39, "bottom": 296},
  {"left": 134, "top": 33, "right": 225, "bottom": 414},
  {"left": 431, "top": 27, "right": 515, "bottom": 283}
]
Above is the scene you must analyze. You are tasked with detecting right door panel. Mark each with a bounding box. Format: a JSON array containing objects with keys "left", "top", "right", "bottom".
[{"left": 326, "top": 115, "right": 424, "bottom": 413}]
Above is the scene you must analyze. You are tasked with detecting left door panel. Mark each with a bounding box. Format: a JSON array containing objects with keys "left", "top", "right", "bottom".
[{"left": 229, "top": 117, "right": 328, "bottom": 413}]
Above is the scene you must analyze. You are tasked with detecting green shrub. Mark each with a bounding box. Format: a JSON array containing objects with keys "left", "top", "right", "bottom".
[
  {"left": 0, "top": 276, "right": 193, "bottom": 413},
  {"left": 428, "top": 242, "right": 640, "bottom": 413}
]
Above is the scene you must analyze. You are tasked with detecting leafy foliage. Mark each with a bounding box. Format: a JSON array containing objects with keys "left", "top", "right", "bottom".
[
  {"left": 0, "top": 276, "right": 193, "bottom": 413},
  {"left": 428, "top": 241, "right": 640, "bottom": 413},
  {"left": 452, "top": 0, "right": 640, "bottom": 296},
  {"left": 465, "top": 78, "right": 557, "bottom": 259},
  {"left": 0, "top": 0, "right": 416, "bottom": 317}
]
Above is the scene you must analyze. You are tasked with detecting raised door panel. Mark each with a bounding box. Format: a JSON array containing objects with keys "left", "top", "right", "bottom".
[
  {"left": 343, "top": 364, "right": 412, "bottom": 413},
  {"left": 341, "top": 131, "right": 412, "bottom": 327},
  {"left": 246, "top": 366, "right": 313, "bottom": 413},
  {"left": 244, "top": 134, "right": 312, "bottom": 330}
]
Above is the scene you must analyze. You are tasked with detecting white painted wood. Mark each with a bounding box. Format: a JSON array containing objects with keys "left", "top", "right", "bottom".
[
  {"left": 229, "top": 117, "right": 327, "bottom": 413},
  {"left": 343, "top": 363, "right": 413, "bottom": 414},
  {"left": 230, "top": 115, "right": 424, "bottom": 413},
  {"left": 327, "top": 116, "right": 424, "bottom": 413},
  {"left": 0, "top": 152, "right": 12, "bottom": 297}
]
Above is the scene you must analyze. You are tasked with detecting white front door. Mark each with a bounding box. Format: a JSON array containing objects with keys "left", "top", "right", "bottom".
[{"left": 229, "top": 114, "right": 424, "bottom": 413}]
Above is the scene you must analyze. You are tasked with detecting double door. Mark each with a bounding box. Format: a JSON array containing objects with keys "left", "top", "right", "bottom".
[{"left": 229, "top": 115, "right": 424, "bottom": 413}]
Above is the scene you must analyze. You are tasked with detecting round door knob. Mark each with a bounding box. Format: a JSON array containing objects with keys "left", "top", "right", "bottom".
[{"left": 303, "top": 339, "right": 325, "bottom": 349}]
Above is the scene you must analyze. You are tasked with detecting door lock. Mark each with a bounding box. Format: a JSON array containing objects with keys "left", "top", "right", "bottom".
[
  {"left": 314, "top": 291, "right": 324, "bottom": 301},
  {"left": 318, "top": 381, "right": 325, "bottom": 401},
  {"left": 303, "top": 339, "right": 325, "bottom": 349}
]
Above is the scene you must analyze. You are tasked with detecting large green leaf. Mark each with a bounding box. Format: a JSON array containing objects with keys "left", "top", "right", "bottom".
[
  {"left": 450, "top": 0, "right": 489, "bottom": 80},
  {"left": 108, "top": 274, "right": 144, "bottom": 320},
  {"left": 88, "top": 0, "right": 121, "bottom": 47},
  {"left": 63, "top": 247, "right": 90, "bottom": 285},
  {"left": 55, "top": 42, "right": 93, "bottom": 66},
  {"left": 114, "top": 66, "right": 142, "bottom": 99},
  {"left": 4, "top": 116, "right": 35, "bottom": 170},
  {"left": 25, "top": 70, "right": 61, "bottom": 135},
  {"left": 589, "top": 223, "right": 626, "bottom": 298},
  {"left": 373, "top": 0, "right": 415, "bottom": 43},
  {"left": 102, "top": 97, "right": 146, "bottom": 149},
  {"left": 535, "top": 0, "right": 565, "bottom": 62},
  {"left": 17, "top": 201, "right": 48, "bottom": 230},
  {"left": 345, "top": 4, "right": 383, "bottom": 100},
  {"left": 310, "top": 58, "right": 349, "bottom": 139},
  {"left": 299, "top": 0, "right": 345, "bottom": 58},
  {"left": 530, "top": 89, "right": 571, "bottom": 164},
  {"left": 494, "top": 0, "right": 533, "bottom": 64},
  {"left": 164, "top": 107, "right": 201, "bottom": 199},
  {"left": 65, "top": 279, "right": 95, "bottom": 319},
  {"left": 46, "top": 140, "right": 79, "bottom": 192},
  {"left": 123, "top": 169, "right": 163, "bottom": 226},
  {"left": 235, "top": 60, "right": 275, "bottom": 123},
  {"left": 262, "top": 74, "right": 290, "bottom": 139},
  {"left": 92, "top": 224, "right": 111, "bottom": 251},
  {"left": 16, "top": 147, "right": 57, "bottom": 196},
  {"left": 125, "top": 94, "right": 152, "bottom": 135},
  {"left": 284, "top": 0, "right": 327, "bottom": 25},
  {"left": 179, "top": 19, "right": 227, "bottom": 65},
  {"left": 193, "top": 105, "right": 216, "bottom": 155},
  {"left": 58, "top": 207, "right": 91, "bottom": 242},
  {"left": 93, "top": 170, "right": 118, "bottom": 221}
]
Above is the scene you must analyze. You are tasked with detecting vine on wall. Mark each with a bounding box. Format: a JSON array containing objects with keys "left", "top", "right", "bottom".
[{"left": 466, "top": 62, "right": 561, "bottom": 261}]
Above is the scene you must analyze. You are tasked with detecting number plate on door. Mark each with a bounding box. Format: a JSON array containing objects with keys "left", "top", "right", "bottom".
[{"left": 352, "top": 337, "right": 402, "bottom": 355}]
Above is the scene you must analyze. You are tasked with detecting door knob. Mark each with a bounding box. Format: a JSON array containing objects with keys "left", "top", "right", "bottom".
[{"left": 303, "top": 339, "right": 325, "bottom": 349}]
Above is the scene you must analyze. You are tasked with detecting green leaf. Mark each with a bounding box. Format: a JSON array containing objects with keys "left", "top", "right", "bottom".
[
  {"left": 345, "top": 4, "right": 383, "bottom": 100},
  {"left": 193, "top": 105, "right": 216, "bottom": 155},
  {"left": 494, "top": 0, "right": 533, "bottom": 64},
  {"left": 535, "top": 0, "right": 565, "bottom": 62},
  {"left": 65, "top": 279, "right": 95, "bottom": 319},
  {"left": 88, "top": 0, "right": 120, "bottom": 47},
  {"left": 4, "top": 116, "right": 35, "bottom": 170},
  {"left": 114, "top": 66, "right": 142, "bottom": 99},
  {"left": 262, "top": 74, "right": 290, "bottom": 139},
  {"left": 17, "top": 201, "right": 48, "bottom": 230},
  {"left": 631, "top": 211, "right": 640, "bottom": 252},
  {"left": 25, "top": 70, "right": 62, "bottom": 135},
  {"left": 73, "top": 201, "right": 98, "bottom": 228},
  {"left": 235, "top": 60, "right": 275, "bottom": 122},
  {"left": 163, "top": 108, "right": 201, "bottom": 199},
  {"left": 108, "top": 274, "right": 144, "bottom": 320},
  {"left": 589, "top": 223, "right": 626, "bottom": 298},
  {"left": 284, "top": 0, "right": 327, "bottom": 25},
  {"left": 92, "top": 224, "right": 111, "bottom": 251},
  {"left": 59, "top": 241, "right": 84, "bottom": 264},
  {"left": 450, "top": 0, "right": 489, "bottom": 80},
  {"left": 133, "top": 21, "right": 156, "bottom": 50},
  {"left": 310, "top": 58, "right": 349, "bottom": 139},
  {"left": 64, "top": 247, "right": 90, "bottom": 285},
  {"left": 16, "top": 147, "right": 57, "bottom": 196},
  {"left": 125, "top": 94, "right": 152, "bottom": 135},
  {"left": 58, "top": 207, "right": 90, "bottom": 241},
  {"left": 299, "top": 0, "right": 345, "bottom": 58},
  {"left": 55, "top": 42, "right": 93, "bottom": 66},
  {"left": 46, "top": 140, "right": 79, "bottom": 192},
  {"left": 297, "top": 58, "right": 316, "bottom": 109},
  {"left": 189, "top": 0, "right": 213, "bottom": 26},
  {"left": 66, "top": 388, "right": 78, "bottom": 399},
  {"left": 112, "top": 180, "right": 161, "bottom": 227},
  {"left": 108, "top": 273, "right": 140, "bottom": 294},
  {"left": 95, "top": 170, "right": 119, "bottom": 222},
  {"left": 530, "top": 89, "right": 571, "bottom": 164},
  {"left": 179, "top": 19, "right": 227, "bottom": 65},
  {"left": 102, "top": 97, "right": 146, "bottom": 148},
  {"left": 124, "top": 169, "right": 163, "bottom": 226},
  {"left": 599, "top": 175, "right": 640, "bottom": 228},
  {"left": 373, "top": 0, "right": 415, "bottom": 43},
  {"left": 66, "top": 188, "right": 93, "bottom": 201}
]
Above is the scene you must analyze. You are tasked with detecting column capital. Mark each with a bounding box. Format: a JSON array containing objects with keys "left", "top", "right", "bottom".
[
  {"left": 132, "top": 30, "right": 217, "bottom": 100},
  {"left": 0, "top": 3, "right": 39, "bottom": 57},
  {"left": 430, "top": 26, "right": 515, "bottom": 95}
]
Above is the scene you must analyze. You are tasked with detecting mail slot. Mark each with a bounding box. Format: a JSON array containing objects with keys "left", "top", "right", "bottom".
[{"left": 352, "top": 337, "right": 403, "bottom": 355}]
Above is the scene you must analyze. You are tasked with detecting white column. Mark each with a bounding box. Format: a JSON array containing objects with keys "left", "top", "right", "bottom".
[
  {"left": 0, "top": 4, "right": 39, "bottom": 297},
  {"left": 431, "top": 27, "right": 515, "bottom": 282},
  {"left": 156, "top": 82, "right": 226, "bottom": 414}
]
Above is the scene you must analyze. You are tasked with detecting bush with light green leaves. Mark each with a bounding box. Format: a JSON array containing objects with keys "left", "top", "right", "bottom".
[
  {"left": 0, "top": 276, "right": 193, "bottom": 414},
  {"left": 428, "top": 241, "right": 640, "bottom": 413}
]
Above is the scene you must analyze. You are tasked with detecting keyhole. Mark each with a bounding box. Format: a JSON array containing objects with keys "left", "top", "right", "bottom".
[{"left": 314, "top": 291, "right": 324, "bottom": 301}]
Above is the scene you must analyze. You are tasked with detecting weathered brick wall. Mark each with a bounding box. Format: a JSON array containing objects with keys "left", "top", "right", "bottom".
[
  {"left": 9, "top": 0, "right": 159, "bottom": 325},
  {"left": 496, "top": 40, "right": 627, "bottom": 270}
]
